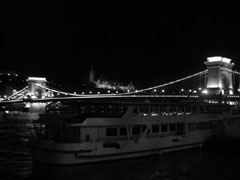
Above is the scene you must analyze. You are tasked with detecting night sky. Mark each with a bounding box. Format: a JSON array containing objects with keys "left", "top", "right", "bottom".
[{"left": 3, "top": 1, "right": 240, "bottom": 88}]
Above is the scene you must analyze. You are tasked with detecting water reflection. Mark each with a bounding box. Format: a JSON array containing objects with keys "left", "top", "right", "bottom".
[{"left": 32, "top": 149, "right": 208, "bottom": 180}]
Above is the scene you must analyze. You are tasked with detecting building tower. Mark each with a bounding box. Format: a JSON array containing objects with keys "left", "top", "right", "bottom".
[
  {"left": 27, "top": 77, "right": 47, "bottom": 98},
  {"left": 204, "top": 56, "right": 234, "bottom": 95}
]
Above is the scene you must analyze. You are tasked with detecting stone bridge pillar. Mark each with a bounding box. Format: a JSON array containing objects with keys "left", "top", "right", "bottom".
[
  {"left": 27, "top": 77, "right": 47, "bottom": 98},
  {"left": 204, "top": 56, "right": 234, "bottom": 95}
]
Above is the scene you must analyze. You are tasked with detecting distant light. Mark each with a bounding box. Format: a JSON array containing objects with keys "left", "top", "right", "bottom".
[
  {"left": 127, "top": 90, "right": 130, "bottom": 93},
  {"left": 238, "top": 89, "right": 240, "bottom": 92},
  {"left": 97, "top": 92, "right": 100, "bottom": 94},
  {"left": 82, "top": 92, "right": 85, "bottom": 94},
  {"left": 108, "top": 90, "right": 111, "bottom": 93},
  {"left": 202, "top": 89, "right": 208, "bottom": 94},
  {"left": 8, "top": 73, "right": 10, "bottom": 76},
  {"left": 15, "top": 74, "right": 18, "bottom": 77},
  {"left": 116, "top": 91, "right": 118, "bottom": 94},
  {"left": 74, "top": 92, "right": 76, "bottom": 94},
  {"left": 154, "top": 89, "right": 157, "bottom": 92},
  {"left": 162, "top": 89, "right": 165, "bottom": 93},
  {"left": 181, "top": 89, "right": 184, "bottom": 92},
  {"left": 5, "top": 110, "right": 9, "bottom": 114},
  {"left": 189, "top": 89, "right": 192, "bottom": 92},
  {"left": 193, "top": 90, "right": 197, "bottom": 93},
  {"left": 198, "top": 87, "right": 202, "bottom": 90},
  {"left": 89, "top": 91, "right": 92, "bottom": 94}
]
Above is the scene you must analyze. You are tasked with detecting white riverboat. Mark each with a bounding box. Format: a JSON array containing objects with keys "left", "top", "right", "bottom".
[{"left": 30, "top": 98, "right": 240, "bottom": 165}]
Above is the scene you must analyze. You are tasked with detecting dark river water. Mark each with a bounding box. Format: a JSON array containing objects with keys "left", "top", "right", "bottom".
[{"left": 1, "top": 113, "right": 240, "bottom": 180}]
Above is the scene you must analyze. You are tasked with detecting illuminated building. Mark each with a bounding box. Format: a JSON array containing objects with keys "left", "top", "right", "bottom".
[{"left": 89, "top": 66, "right": 135, "bottom": 92}]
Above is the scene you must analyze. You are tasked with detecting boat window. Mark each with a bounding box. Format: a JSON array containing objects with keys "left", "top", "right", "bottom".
[
  {"left": 199, "top": 106, "right": 205, "bottom": 114},
  {"left": 120, "top": 127, "right": 128, "bottom": 136},
  {"left": 160, "top": 106, "right": 168, "bottom": 115},
  {"left": 132, "top": 126, "right": 141, "bottom": 135},
  {"left": 210, "top": 121, "right": 217, "bottom": 129},
  {"left": 45, "top": 125, "right": 81, "bottom": 143},
  {"left": 142, "top": 125, "right": 147, "bottom": 133},
  {"left": 152, "top": 125, "right": 160, "bottom": 133},
  {"left": 106, "top": 128, "right": 117, "bottom": 136},
  {"left": 161, "top": 125, "right": 168, "bottom": 132},
  {"left": 169, "top": 107, "right": 177, "bottom": 115},
  {"left": 169, "top": 124, "right": 176, "bottom": 132},
  {"left": 81, "top": 104, "right": 128, "bottom": 118},
  {"left": 150, "top": 106, "right": 159, "bottom": 116},
  {"left": 140, "top": 106, "right": 149, "bottom": 116},
  {"left": 188, "top": 123, "right": 196, "bottom": 131}
]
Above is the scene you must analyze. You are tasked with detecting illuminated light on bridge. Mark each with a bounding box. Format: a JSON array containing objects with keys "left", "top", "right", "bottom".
[
  {"left": 207, "top": 56, "right": 232, "bottom": 64},
  {"left": 28, "top": 77, "right": 47, "bottom": 81},
  {"left": 202, "top": 89, "right": 208, "bottom": 94}
]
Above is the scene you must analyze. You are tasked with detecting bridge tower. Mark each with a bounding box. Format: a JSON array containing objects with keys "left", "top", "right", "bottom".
[
  {"left": 27, "top": 77, "right": 47, "bottom": 98},
  {"left": 204, "top": 56, "right": 234, "bottom": 95}
]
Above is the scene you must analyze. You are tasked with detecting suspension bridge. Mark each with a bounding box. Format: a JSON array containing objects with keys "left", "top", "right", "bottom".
[{"left": 1, "top": 56, "right": 240, "bottom": 112}]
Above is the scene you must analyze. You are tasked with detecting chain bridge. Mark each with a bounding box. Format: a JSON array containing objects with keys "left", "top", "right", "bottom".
[{"left": 1, "top": 56, "right": 240, "bottom": 113}]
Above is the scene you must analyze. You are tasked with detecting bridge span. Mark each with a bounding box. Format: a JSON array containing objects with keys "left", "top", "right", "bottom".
[{"left": 1, "top": 56, "right": 240, "bottom": 113}]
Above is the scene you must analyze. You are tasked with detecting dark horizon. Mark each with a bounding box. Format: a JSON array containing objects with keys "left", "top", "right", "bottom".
[{"left": 3, "top": 2, "right": 240, "bottom": 88}]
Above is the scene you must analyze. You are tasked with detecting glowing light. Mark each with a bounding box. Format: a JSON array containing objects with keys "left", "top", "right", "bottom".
[
  {"left": 89, "top": 91, "right": 92, "bottom": 94},
  {"left": 198, "top": 87, "right": 202, "bottom": 90},
  {"left": 207, "top": 56, "right": 231, "bottom": 63},
  {"left": 108, "top": 90, "right": 111, "bottom": 93},
  {"left": 189, "top": 89, "right": 192, "bottom": 92},
  {"left": 162, "top": 89, "right": 165, "bottom": 93},
  {"left": 154, "top": 89, "right": 157, "bottom": 92},
  {"left": 97, "top": 92, "right": 100, "bottom": 94},
  {"left": 202, "top": 89, "right": 208, "bottom": 94},
  {"left": 193, "top": 90, "right": 197, "bottom": 93},
  {"left": 82, "top": 92, "right": 85, "bottom": 94},
  {"left": 28, "top": 77, "right": 47, "bottom": 81},
  {"left": 181, "top": 89, "right": 184, "bottom": 92}
]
